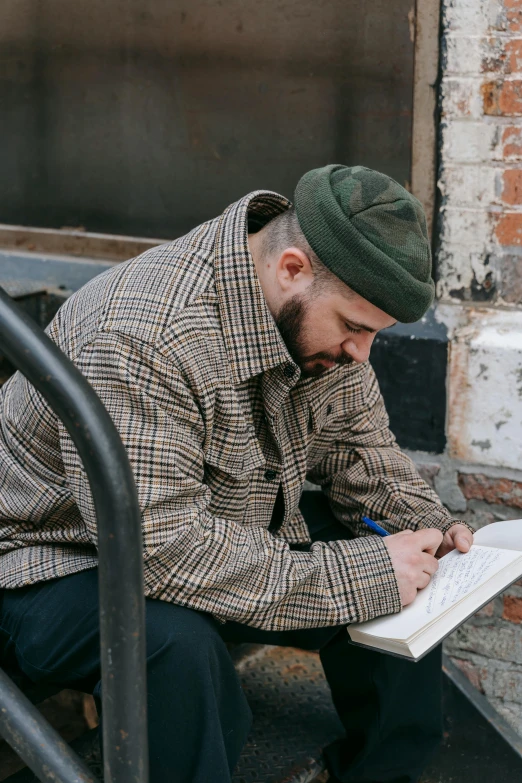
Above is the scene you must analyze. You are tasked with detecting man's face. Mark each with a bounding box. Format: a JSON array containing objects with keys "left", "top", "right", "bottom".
[{"left": 276, "top": 286, "right": 396, "bottom": 378}]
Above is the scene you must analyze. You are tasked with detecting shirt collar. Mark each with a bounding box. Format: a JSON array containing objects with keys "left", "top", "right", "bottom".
[{"left": 213, "top": 190, "right": 297, "bottom": 385}]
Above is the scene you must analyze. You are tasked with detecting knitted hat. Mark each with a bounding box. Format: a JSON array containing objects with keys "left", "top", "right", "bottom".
[{"left": 294, "top": 164, "right": 434, "bottom": 323}]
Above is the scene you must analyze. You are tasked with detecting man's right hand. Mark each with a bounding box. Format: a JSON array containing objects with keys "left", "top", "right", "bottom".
[{"left": 384, "top": 529, "right": 443, "bottom": 607}]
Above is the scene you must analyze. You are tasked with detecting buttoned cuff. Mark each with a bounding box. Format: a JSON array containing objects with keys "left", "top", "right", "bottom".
[{"left": 332, "top": 535, "right": 402, "bottom": 624}]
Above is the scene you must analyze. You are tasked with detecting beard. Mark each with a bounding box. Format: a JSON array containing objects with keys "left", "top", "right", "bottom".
[{"left": 275, "top": 293, "right": 353, "bottom": 378}]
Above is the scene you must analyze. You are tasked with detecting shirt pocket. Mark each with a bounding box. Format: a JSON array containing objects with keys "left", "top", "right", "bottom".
[
  {"left": 205, "top": 424, "right": 265, "bottom": 478},
  {"left": 204, "top": 387, "right": 265, "bottom": 479},
  {"left": 205, "top": 422, "right": 265, "bottom": 521}
]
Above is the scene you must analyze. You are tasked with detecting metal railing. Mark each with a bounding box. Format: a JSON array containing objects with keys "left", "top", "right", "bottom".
[{"left": 0, "top": 286, "right": 148, "bottom": 783}]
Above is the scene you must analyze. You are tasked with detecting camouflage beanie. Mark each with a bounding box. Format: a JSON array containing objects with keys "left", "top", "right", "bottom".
[{"left": 294, "top": 164, "right": 434, "bottom": 323}]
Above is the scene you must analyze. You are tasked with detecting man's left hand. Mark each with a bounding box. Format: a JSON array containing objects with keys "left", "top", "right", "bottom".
[{"left": 436, "top": 524, "right": 474, "bottom": 558}]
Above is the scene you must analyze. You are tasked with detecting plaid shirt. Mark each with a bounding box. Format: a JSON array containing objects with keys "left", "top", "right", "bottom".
[{"left": 0, "top": 191, "right": 461, "bottom": 631}]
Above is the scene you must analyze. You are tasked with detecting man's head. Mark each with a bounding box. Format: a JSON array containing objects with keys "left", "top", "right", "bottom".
[
  {"left": 250, "top": 207, "right": 396, "bottom": 377},
  {"left": 249, "top": 164, "right": 434, "bottom": 377}
]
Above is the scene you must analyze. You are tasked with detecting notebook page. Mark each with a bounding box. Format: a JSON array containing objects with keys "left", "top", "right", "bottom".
[
  {"left": 474, "top": 519, "right": 522, "bottom": 551},
  {"left": 352, "top": 545, "right": 521, "bottom": 642}
]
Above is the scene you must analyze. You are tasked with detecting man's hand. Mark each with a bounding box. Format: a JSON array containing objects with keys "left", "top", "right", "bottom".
[
  {"left": 435, "top": 523, "right": 474, "bottom": 558},
  {"left": 384, "top": 529, "right": 443, "bottom": 607}
]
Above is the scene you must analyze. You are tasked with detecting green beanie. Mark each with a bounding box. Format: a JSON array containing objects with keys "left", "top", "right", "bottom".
[{"left": 294, "top": 164, "right": 434, "bottom": 323}]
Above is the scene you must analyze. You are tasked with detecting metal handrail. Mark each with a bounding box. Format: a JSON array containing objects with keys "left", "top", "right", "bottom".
[{"left": 0, "top": 287, "right": 148, "bottom": 783}]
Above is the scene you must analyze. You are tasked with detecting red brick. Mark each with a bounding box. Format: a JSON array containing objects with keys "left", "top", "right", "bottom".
[
  {"left": 458, "top": 473, "right": 522, "bottom": 506},
  {"left": 482, "top": 79, "right": 522, "bottom": 116},
  {"left": 505, "top": 0, "right": 522, "bottom": 33},
  {"left": 502, "top": 125, "right": 522, "bottom": 158},
  {"left": 503, "top": 595, "right": 522, "bottom": 623},
  {"left": 483, "top": 81, "right": 501, "bottom": 114},
  {"left": 503, "top": 169, "right": 522, "bottom": 203},
  {"left": 495, "top": 212, "right": 522, "bottom": 245},
  {"left": 506, "top": 39, "right": 522, "bottom": 73}
]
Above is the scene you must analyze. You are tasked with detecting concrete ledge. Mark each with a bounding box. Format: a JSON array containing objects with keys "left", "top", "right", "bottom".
[{"left": 0, "top": 250, "right": 117, "bottom": 293}]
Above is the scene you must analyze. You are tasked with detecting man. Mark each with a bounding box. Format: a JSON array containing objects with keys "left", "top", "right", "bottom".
[{"left": 0, "top": 165, "right": 473, "bottom": 782}]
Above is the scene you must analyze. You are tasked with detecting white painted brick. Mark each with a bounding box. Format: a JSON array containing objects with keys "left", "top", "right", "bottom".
[
  {"left": 445, "top": 35, "right": 484, "bottom": 75},
  {"left": 443, "top": 0, "right": 491, "bottom": 35},
  {"left": 448, "top": 308, "right": 522, "bottom": 470},
  {"left": 440, "top": 207, "right": 494, "bottom": 247},
  {"left": 442, "top": 77, "right": 484, "bottom": 119},
  {"left": 443, "top": 120, "right": 497, "bottom": 162},
  {"left": 437, "top": 248, "right": 490, "bottom": 298},
  {"left": 439, "top": 164, "right": 497, "bottom": 205}
]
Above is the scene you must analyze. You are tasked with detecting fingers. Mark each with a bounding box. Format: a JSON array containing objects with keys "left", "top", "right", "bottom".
[
  {"left": 410, "top": 528, "right": 444, "bottom": 556},
  {"left": 417, "top": 571, "right": 432, "bottom": 590},
  {"left": 420, "top": 552, "right": 439, "bottom": 576},
  {"left": 454, "top": 529, "right": 473, "bottom": 553},
  {"left": 454, "top": 535, "right": 471, "bottom": 553}
]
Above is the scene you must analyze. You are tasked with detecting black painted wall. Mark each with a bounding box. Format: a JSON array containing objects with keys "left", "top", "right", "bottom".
[{"left": 371, "top": 307, "right": 448, "bottom": 453}]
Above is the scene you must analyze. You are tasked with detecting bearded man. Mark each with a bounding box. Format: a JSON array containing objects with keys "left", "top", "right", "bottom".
[{"left": 0, "top": 165, "right": 473, "bottom": 783}]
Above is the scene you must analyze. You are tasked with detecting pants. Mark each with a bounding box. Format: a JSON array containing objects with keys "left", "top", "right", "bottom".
[{"left": 0, "top": 493, "right": 442, "bottom": 783}]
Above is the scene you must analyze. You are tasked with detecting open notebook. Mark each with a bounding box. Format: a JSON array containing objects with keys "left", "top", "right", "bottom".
[{"left": 348, "top": 519, "right": 522, "bottom": 661}]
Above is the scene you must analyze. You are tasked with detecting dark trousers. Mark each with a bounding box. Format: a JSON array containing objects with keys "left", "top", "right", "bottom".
[{"left": 0, "top": 494, "right": 442, "bottom": 783}]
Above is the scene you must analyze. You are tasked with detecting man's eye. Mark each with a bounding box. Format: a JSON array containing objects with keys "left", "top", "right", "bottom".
[{"left": 345, "top": 323, "right": 362, "bottom": 334}]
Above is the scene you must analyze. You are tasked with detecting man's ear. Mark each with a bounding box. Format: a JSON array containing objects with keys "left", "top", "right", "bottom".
[{"left": 275, "top": 247, "right": 314, "bottom": 294}]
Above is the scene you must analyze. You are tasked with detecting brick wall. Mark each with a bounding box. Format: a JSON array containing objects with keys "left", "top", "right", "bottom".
[
  {"left": 438, "top": 0, "right": 522, "bottom": 304},
  {"left": 413, "top": 450, "right": 522, "bottom": 733},
  {"left": 423, "top": 0, "right": 522, "bottom": 734}
]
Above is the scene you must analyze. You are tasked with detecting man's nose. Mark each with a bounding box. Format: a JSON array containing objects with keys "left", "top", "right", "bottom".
[{"left": 342, "top": 334, "right": 375, "bottom": 364}]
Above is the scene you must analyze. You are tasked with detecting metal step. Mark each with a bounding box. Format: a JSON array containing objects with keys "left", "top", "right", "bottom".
[{"left": 4, "top": 646, "right": 522, "bottom": 783}]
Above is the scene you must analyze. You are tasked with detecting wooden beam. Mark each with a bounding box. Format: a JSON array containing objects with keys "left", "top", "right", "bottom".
[{"left": 411, "top": 0, "right": 442, "bottom": 238}]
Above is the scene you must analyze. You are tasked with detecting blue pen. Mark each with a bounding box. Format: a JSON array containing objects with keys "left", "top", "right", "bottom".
[{"left": 362, "top": 516, "right": 390, "bottom": 537}]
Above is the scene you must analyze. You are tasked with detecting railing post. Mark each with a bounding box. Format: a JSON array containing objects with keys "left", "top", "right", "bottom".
[{"left": 0, "top": 287, "right": 148, "bottom": 783}]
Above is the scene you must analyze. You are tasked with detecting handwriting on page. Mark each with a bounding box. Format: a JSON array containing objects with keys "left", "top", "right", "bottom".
[{"left": 425, "top": 547, "right": 503, "bottom": 615}]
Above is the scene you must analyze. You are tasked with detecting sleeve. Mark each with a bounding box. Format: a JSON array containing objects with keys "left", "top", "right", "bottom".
[
  {"left": 60, "top": 332, "right": 401, "bottom": 631},
  {"left": 306, "top": 363, "right": 473, "bottom": 538}
]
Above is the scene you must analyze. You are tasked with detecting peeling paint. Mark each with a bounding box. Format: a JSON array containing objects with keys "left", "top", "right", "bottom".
[{"left": 439, "top": 0, "right": 522, "bottom": 469}]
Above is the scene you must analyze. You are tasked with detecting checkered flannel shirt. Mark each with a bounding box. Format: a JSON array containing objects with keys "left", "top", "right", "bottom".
[{"left": 0, "top": 191, "right": 463, "bottom": 630}]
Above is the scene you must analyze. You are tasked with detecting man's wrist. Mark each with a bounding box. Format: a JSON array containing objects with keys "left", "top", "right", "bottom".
[
  {"left": 417, "top": 517, "right": 474, "bottom": 536},
  {"left": 332, "top": 536, "right": 402, "bottom": 623}
]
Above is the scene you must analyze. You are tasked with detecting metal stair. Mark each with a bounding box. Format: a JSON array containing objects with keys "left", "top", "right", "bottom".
[{"left": 4, "top": 645, "right": 522, "bottom": 783}]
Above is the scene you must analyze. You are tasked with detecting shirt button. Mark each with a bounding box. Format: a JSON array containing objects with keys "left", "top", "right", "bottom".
[
  {"left": 264, "top": 469, "right": 278, "bottom": 481},
  {"left": 283, "top": 364, "right": 296, "bottom": 378},
  {"left": 327, "top": 404, "right": 332, "bottom": 415}
]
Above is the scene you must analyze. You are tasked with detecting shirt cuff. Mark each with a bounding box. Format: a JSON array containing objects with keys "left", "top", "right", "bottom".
[
  {"left": 416, "top": 516, "right": 475, "bottom": 535},
  {"left": 331, "top": 535, "right": 402, "bottom": 624}
]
